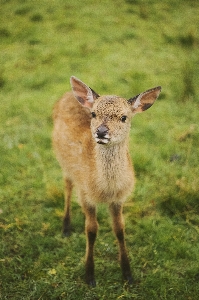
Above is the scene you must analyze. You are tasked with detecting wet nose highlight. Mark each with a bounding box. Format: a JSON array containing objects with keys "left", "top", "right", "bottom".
[{"left": 96, "top": 125, "right": 108, "bottom": 139}]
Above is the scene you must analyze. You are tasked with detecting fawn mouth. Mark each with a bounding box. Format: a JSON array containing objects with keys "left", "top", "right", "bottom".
[
  {"left": 95, "top": 138, "right": 110, "bottom": 145},
  {"left": 94, "top": 132, "right": 110, "bottom": 145}
]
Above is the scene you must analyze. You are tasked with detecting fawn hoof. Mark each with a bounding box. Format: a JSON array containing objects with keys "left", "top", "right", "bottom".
[
  {"left": 63, "top": 232, "right": 70, "bottom": 238},
  {"left": 86, "top": 275, "right": 96, "bottom": 287},
  {"left": 123, "top": 273, "right": 133, "bottom": 285},
  {"left": 126, "top": 275, "right": 133, "bottom": 285},
  {"left": 62, "top": 228, "right": 71, "bottom": 237},
  {"left": 88, "top": 279, "right": 96, "bottom": 288},
  {"left": 123, "top": 269, "right": 133, "bottom": 285}
]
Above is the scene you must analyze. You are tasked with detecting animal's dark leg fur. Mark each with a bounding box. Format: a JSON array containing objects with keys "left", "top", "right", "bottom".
[
  {"left": 109, "top": 203, "right": 133, "bottom": 284},
  {"left": 82, "top": 200, "right": 98, "bottom": 287}
]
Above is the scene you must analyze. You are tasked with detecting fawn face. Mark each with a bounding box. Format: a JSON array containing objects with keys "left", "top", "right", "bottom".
[
  {"left": 70, "top": 76, "right": 161, "bottom": 146},
  {"left": 90, "top": 96, "right": 132, "bottom": 145}
]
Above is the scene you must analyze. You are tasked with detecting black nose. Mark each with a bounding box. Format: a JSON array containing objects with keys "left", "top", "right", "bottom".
[{"left": 96, "top": 125, "right": 108, "bottom": 139}]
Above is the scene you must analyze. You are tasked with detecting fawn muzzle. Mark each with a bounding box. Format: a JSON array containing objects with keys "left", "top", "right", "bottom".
[{"left": 95, "top": 124, "right": 110, "bottom": 144}]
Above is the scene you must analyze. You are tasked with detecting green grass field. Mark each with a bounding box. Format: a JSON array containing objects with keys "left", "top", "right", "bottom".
[{"left": 0, "top": 0, "right": 199, "bottom": 299}]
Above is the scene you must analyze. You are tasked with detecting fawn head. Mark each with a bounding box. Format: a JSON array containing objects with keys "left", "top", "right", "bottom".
[{"left": 71, "top": 76, "right": 161, "bottom": 146}]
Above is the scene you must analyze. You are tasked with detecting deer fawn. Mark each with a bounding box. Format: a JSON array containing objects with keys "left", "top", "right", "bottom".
[{"left": 52, "top": 76, "right": 161, "bottom": 286}]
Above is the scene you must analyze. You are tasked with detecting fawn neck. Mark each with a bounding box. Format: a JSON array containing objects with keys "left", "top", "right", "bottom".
[{"left": 94, "top": 140, "right": 132, "bottom": 192}]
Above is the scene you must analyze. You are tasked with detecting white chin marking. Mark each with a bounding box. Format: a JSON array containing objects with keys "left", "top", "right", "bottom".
[
  {"left": 103, "top": 139, "right": 109, "bottom": 144},
  {"left": 95, "top": 138, "right": 109, "bottom": 144}
]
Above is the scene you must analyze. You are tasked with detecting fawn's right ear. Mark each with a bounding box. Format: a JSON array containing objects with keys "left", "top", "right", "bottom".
[
  {"left": 128, "top": 86, "right": 161, "bottom": 114},
  {"left": 70, "top": 76, "right": 100, "bottom": 108}
]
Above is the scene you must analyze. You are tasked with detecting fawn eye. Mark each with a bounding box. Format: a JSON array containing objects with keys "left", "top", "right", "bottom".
[
  {"left": 91, "top": 112, "right": 96, "bottom": 118},
  {"left": 120, "top": 115, "right": 127, "bottom": 122}
]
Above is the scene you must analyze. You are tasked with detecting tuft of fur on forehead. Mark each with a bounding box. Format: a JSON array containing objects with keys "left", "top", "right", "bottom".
[
  {"left": 93, "top": 95, "right": 130, "bottom": 116},
  {"left": 94, "top": 95, "right": 121, "bottom": 104}
]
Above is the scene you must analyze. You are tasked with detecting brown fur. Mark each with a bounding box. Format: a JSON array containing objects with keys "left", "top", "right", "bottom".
[{"left": 52, "top": 76, "right": 161, "bottom": 286}]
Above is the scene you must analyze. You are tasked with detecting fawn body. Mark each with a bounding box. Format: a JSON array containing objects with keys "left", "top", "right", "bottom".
[{"left": 52, "top": 76, "right": 161, "bottom": 286}]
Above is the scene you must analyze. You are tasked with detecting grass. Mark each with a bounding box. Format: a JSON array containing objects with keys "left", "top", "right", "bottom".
[{"left": 0, "top": 0, "right": 199, "bottom": 299}]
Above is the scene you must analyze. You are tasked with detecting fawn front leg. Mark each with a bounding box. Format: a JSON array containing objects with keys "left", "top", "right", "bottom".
[
  {"left": 82, "top": 201, "right": 98, "bottom": 287},
  {"left": 109, "top": 203, "right": 133, "bottom": 284}
]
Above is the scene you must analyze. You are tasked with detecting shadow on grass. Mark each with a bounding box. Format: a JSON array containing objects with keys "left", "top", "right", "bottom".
[{"left": 158, "top": 189, "right": 199, "bottom": 222}]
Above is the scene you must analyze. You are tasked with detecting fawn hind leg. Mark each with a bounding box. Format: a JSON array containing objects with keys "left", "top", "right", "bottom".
[
  {"left": 109, "top": 202, "right": 133, "bottom": 284},
  {"left": 63, "top": 178, "right": 73, "bottom": 237}
]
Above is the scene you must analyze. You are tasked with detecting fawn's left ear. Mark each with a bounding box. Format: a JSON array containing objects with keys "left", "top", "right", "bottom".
[
  {"left": 70, "top": 76, "right": 100, "bottom": 109},
  {"left": 128, "top": 86, "right": 161, "bottom": 114}
]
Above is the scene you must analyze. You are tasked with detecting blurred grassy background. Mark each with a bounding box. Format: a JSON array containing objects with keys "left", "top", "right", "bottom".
[{"left": 0, "top": 0, "right": 199, "bottom": 299}]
